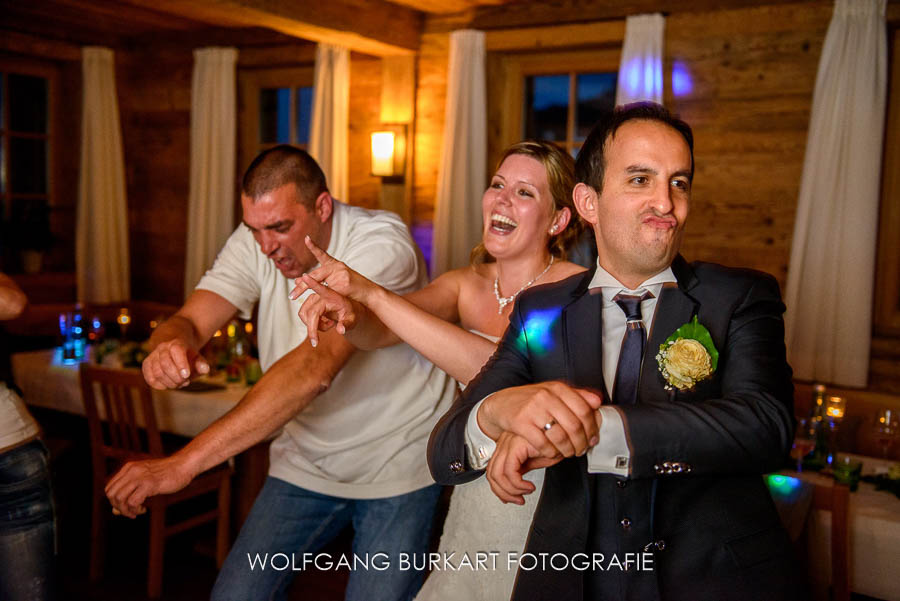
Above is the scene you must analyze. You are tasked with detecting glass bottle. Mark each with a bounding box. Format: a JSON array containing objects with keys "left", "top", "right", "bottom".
[{"left": 802, "top": 383, "right": 828, "bottom": 471}]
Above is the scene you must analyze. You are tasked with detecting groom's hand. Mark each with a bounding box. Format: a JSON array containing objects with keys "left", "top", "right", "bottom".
[
  {"left": 486, "top": 432, "right": 561, "bottom": 505},
  {"left": 477, "top": 381, "right": 602, "bottom": 459}
]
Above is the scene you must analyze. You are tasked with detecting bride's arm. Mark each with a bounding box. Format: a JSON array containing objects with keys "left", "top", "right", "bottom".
[
  {"left": 293, "top": 240, "right": 496, "bottom": 384},
  {"left": 363, "top": 273, "right": 497, "bottom": 385}
]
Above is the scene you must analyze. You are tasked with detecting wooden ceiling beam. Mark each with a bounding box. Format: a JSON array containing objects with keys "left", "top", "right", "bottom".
[
  {"left": 468, "top": 0, "right": 827, "bottom": 29},
  {"left": 116, "top": 0, "right": 423, "bottom": 56},
  {"left": 0, "top": 29, "right": 82, "bottom": 61}
]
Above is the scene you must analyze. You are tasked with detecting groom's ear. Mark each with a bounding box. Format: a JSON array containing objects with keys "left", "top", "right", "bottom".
[{"left": 573, "top": 183, "right": 599, "bottom": 226}]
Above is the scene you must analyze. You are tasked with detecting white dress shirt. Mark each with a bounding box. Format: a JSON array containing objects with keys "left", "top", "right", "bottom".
[{"left": 465, "top": 262, "right": 677, "bottom": 477}]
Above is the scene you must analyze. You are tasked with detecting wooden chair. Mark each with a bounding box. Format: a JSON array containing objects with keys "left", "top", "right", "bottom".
[
  {"left": 79, "top": 364, "right": 232, "bottom": 598},
  {"left": 812, "top": 482, "right": 851, "bottom": 601}
]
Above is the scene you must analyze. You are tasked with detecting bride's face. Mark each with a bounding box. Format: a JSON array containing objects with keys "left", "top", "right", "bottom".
[{"left": 482, "top": 154, "right": 555, "bottom": 261}]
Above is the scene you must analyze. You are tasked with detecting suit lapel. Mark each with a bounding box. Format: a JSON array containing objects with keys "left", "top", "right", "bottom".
[
  {"left": 562, "top": 286, "right": 608, "bottom": 401},
  {"left": 640, "top": 256, "right": 699, "bottom": 404}
]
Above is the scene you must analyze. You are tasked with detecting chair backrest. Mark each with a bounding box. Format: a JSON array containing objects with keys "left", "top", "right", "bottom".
[
  {"left": 79, "top": 364, "right": 163, "bottom": 478},
  {"left": 813, "top": 482, "right": 850, "bottom": 601}
]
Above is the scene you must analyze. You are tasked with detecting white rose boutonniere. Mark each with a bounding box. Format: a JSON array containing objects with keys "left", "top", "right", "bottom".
[{"left": 656, "top": 316, "right": 719, "bottom": 391}]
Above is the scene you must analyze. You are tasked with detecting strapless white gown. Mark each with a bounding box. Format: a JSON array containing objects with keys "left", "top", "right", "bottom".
[{"left": 414, "top": 331, "right": 545, "bottom": 601}]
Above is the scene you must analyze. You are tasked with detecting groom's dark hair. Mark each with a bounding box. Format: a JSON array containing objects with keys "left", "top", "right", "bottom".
[{"left": 575, "top": 102, "right": 694, "bottom": 193}]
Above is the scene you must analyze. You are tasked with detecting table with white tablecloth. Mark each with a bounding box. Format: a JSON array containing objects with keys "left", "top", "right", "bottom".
[
  {"left": 11, "top": 348, "right": 267, "bottom": 525},
  {"left": 11, "top": 348, "right": 247, "bottom": 436},
  {"left": 770, "top": 455, "right": 900, "bottom": 601}
]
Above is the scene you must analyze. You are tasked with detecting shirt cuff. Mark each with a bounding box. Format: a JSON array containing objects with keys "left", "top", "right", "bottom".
[
  {"left": 465, "top": 398, "right": 496, "bottom": 470},
  {"left": 587, "top": 406, "right": 631, "bottom": 476}
]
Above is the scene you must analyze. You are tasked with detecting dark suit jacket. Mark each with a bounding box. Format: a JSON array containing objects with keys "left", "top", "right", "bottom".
[{"left": 428, "top": 256, "right": 803, "bottom": 601}]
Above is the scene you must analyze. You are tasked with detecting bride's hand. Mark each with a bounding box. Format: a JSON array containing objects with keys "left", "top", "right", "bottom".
[
  {"left": 289, "top": 236, "right": 375, "bottom": 303},
  {"left": 297, "top": 277, "right": 360, "bottom": 348}
]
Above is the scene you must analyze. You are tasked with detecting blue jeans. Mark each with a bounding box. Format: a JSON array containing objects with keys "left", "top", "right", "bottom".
[
  {"left": 0, "top": 439, "right": 57, "bottom": 601},
  {"left": 211, "top": 477, "right": 441, "bottom": 601}
]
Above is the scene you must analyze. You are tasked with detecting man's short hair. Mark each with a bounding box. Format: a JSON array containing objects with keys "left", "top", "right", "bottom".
[
  {"left": 242, "top": 145, "right": 328, "bottom": 207},
  {"left": 575, "top": 102, "right": 694, "bottom": 192}
]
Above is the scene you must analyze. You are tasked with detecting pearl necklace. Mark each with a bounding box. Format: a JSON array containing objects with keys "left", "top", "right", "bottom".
[{"left": 493, "top": 256, "right": 554, "bottom": 314}]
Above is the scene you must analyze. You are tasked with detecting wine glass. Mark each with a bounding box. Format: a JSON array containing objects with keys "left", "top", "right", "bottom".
[
  {"left": 791, "top": 418, "right": 817, "bottom": 472},
  {"left": 873, "top": 409, "right": 899, "bottom": 458}
]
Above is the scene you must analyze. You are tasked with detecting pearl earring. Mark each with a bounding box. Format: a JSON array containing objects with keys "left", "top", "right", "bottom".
[{"left": 550, "top": 224, "right": 558, "bottom": 234}]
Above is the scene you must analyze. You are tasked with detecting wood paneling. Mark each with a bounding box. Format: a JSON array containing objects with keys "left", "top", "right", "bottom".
[
  {"left": 116, "top": 47, "right": 194, "bottom": 305},
  {"left": 666, "top": 2, "right": 833, "bottom": 289},
  {"left": 348, "top": 56, "right": 383, "bottom": 210},
  {"left": 411, "top": 32, "right": 450, "bottom": 225},
  {"left": 409, "top": 2, "right": 833, "bottom": 294},
  {"left": 115, "top": 44, "right": 385, "bottom": 304}
]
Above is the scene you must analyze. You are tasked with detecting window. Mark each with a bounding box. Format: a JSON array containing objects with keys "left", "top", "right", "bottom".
[
  {"left": 524, "top": 72, "right": 617, "bottom": 156},
  {"left": 239, "top": 67, "right": 314, "bottom": 174},
  {"left": 0, "top": 61, "right": 57, "bottom": 274},
  {"left": 487, "top": 48, "right": 620, "bottom": 168}
]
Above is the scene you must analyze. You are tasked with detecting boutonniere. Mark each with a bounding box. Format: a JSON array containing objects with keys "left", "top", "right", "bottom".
[{"left": 655, "top": 316, "right": 719, "bottom": 391}]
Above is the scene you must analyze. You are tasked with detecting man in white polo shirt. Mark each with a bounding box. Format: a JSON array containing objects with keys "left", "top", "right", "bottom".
[{"left": 106, "top": 146, "right": 456, "bottom": 601}]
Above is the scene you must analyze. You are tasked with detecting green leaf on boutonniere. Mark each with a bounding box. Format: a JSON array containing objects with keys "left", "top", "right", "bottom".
[{"left": 662, "top": 315, "right": 719, "bottom": 371}]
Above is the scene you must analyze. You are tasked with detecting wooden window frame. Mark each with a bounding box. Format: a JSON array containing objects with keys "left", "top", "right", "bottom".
[
  {"left": 236, "top": 66, "right": 314, "bottom": 226},
  {"left": 238, "top": 66, "right": 315, "bottom": 173},
  {"left": 0, "top": 57, "right": 60, "bottom": 274},
  {"left": 486, "top": 48, "right": 620, "bottom": 172}
]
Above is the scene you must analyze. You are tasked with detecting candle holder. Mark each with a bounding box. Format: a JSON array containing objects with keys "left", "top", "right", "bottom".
[{"left": 824, "top": 396, "right": 846, "bottom": 466}]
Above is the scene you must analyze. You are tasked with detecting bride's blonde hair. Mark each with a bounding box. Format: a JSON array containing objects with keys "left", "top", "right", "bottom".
[{"left": 471, "top": 140, "right": 584, "bottom": 265}]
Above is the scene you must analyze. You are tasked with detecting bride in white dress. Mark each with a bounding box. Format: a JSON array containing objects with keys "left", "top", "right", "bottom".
[{"left": 291, "top": 140, "right": 586, "bottom": 601}]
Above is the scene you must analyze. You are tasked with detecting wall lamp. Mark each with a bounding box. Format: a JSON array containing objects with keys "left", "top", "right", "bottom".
[{"left": 370, "top": 124, "right": 407, "bottom": 180}]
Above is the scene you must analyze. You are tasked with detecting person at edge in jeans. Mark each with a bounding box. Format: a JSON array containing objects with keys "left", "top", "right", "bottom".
[
  {"left": 104, "top": 146, "right": 456, "bottom": 601},
  {"left": 0, "top": 272, "right": 57, "bottom": 601}
]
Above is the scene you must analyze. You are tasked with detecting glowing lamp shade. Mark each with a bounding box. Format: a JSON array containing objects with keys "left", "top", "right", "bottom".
[{"left": 371, "top": 131, "right": 396, "bottom": 177}]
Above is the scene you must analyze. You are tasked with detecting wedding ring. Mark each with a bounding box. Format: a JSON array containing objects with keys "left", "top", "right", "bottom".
[{"left": 543, "top": 419, "right": 557, "bottom": 431}]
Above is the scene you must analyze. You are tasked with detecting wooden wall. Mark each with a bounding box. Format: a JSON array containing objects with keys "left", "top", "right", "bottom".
[
  {"left": 348, "top": 55, "right": 383, "bottom": 210},
  {"left": 115, "top": 45, "right": 384, "bottom": 306},
  {"left": 412, "top": 32, "right": 450, "bottom": 226},
  {"left": 410, "top": 1, "right": 838, "bottom": 292},
  {"left": 665, "top": 2, "right": 833, "bottom": 287},
  {"left": 117, "top": 47, "right": 193, "bottom": 305}
]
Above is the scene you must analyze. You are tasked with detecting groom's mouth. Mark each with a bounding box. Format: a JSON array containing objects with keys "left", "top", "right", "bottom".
[{"left": 642, "top": 215, "right": 676, "bottom": 230}]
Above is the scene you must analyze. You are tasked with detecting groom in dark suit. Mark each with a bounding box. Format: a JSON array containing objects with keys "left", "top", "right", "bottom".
[{"left": 428, "top": 103, "right": 803, "bottom": 601}]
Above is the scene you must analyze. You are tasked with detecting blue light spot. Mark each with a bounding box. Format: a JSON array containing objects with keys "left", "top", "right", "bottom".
[
  {"left": 672, "top": 61, "right": 693, "bottom": 97},
  {"left": 620, "top": 56, "right": 663, "bottom": 103},
  {"left": 515, "top": 308, "right": 561, "bottom": 356},
  {"left": 624, "top": 57, "right": 642, "bottom": 97},
  {"left": 765, "top": 474, "right": 803, "bottom": 501}
]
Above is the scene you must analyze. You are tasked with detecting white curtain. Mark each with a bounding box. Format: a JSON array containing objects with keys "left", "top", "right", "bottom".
[
  {"left": 431, "top": 30, "right": 486, "bottom": 276},
  {"left": 184, "top": 47, "right": 238, "bottom": 296},
  {"left": 615, "top": 13, "right": 665, "bottom": 106},
  {"left": 785, "top": 0, "right": 887, "bottom": 387},
  {"left": 309, "top": 44, "right": 349, "bottom": 202},
  {"left": 76, "top": 47, "right": 130, "bottom": 303}
]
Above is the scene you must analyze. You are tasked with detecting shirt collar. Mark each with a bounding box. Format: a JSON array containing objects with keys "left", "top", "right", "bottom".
[{"left": 588, "top": 261, "right": 677, "bottom": 302}]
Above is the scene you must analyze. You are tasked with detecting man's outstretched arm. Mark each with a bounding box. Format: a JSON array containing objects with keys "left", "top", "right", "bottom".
[
  {"left": 106, "top": 329, "right": 355, "bottom": 517},
  {"left": 142, "top": 290, "right": 239, "bottom": 389}
]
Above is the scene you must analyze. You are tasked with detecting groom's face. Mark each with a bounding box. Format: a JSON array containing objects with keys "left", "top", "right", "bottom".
[{"left": 587, "top": 119, "right": 692, "bottom": 286}]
